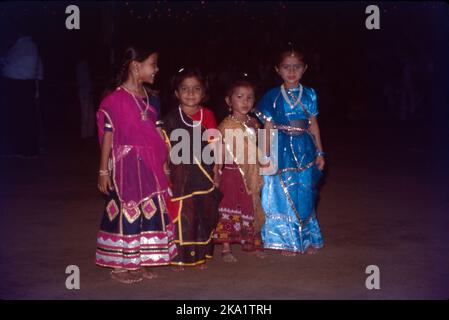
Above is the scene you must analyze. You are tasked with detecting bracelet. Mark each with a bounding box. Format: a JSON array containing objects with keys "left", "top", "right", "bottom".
[
  {"left": 99, "top": 169, "right": 110, "bottom": 176},
  {"left": 316, "top": 150, "right": 326, "bottom": 157}
]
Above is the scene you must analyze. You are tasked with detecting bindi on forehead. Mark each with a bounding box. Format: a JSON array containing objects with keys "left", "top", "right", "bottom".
[
  {"left": 280, "top": 55, "right": 305, "bottom": 65},
  {"left": 280, "top": 62, "right": 305, "bottom": 67},
  {"left": 235, "top": 86, "right": 253, "bottom": 92}
]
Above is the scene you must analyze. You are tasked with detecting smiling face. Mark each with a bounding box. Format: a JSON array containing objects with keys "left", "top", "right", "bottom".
[
  {"left": 175, "top": 76, "right": 205, "bottom": 109},
  {"left": 135, "top": 52, "right": 159, "bottom": 84},
  {"left": 226, "top": 86, "right": 255, "bottom": 117},
  {"left": 275, "top": 55, "right": 307, "bottom": 88}
]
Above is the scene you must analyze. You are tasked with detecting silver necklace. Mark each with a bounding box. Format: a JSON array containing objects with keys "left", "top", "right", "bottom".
[
  {"left": 179, "top": 106, "right": 203, "bottom": 127},
  {"left": 281, "top": 84, "right": 303, "bottom": 110}
]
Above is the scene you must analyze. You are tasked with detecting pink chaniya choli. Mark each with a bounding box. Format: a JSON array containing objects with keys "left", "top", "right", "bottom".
[{"left": 96, "top": 87, "right": 170, "bottom": 216}]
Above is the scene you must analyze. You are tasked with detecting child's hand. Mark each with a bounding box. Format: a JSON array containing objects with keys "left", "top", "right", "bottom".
[
  {"left": 316, "top": 156, "right": 325, "bottom": 171},
  {"left": 163, "top": 167, "right": 173, "bottom": 188},
  {"left": 166, "top": 177, "right": 173, "bottom": 189},
  {"left": 213, "top": 172, "right": 221, "bottom": 188},
  {"left": 98, "top": 174, "right": 113, "bottom": 195}
]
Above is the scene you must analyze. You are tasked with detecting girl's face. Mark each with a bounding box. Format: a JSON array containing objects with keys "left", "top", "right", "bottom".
[
  {"left": 275, "top": 55, "right": 307, "bottom": 88},
  {"left": 226, "top": 86, "right": 255, "bottom": 117},
  {"left": 175, "top": 76, "right": 205, "bottom": 109},
  {"left": 135, "top": 52, "right": 159, "bottom": 84}
]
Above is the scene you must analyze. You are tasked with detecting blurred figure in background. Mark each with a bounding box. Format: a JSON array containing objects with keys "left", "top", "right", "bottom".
[
  {"left": 399, "top": 55, "right": 422, "bottom": 122},
  {"left": 0, "top": 26, "right": 43, "bottom": 157},
  {"left": 76, "top": 56, "right": 95, "bottom": 139}
]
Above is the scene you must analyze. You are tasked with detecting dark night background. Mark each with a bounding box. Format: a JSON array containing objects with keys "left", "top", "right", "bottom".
[
  {"left": 1, "top": 1, "right": 449, "bottom": 299},
  {"left": 1, "top": 1, "right": 448, "bottom": 141}
]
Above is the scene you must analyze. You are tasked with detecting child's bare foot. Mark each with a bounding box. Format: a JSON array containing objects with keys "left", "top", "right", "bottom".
[
  {"left": 196, "top": 263, "right": 208, "bottom": 270},
  {"left": 305, "top": 246, "right": 318, "bottom": 255},
  {"left": 139, "top": 268, "right": 158, "bottom": 279},
  {"left": 281, "top": 250, "right": 298, "bottom": 257},
  {"left": 251, "top": 250, "right": 267, "bottom": 259},
  {"left": 242, "top": 243, "right": 254, "bottom": 251},
  {"left": 171, "top": 265, "right": 185, "bottom": 272},
  {"left": 222, "top": 250, "right": 238, "bottom": 263},
  {"left": 110, "top": 269, "right": 143, "bottom": 284}
]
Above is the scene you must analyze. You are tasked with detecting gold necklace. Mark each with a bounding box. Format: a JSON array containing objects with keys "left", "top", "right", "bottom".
[
  {"left": 121, "top": 85, "right": 150, "bottom": 121},
  {"left": 230, "top": 113, "right": 250, "bottom": 124},
  {"left": 230, "top": 114, "right": 255, "bottom": 136}
]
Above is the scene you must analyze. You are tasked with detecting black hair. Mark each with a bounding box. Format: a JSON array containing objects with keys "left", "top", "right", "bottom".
[
  {"left": 225, "top": 79, "right": 257, "bottom": 98},
  {"left": 171, "top": 66, "right": 209, "bottom": 104},
  {"left": 103, "top": 46, "right": 157, "bottom": 98},
  {"left": 276, "top": 43, "right": 307, "bottom": 67},
  {"left": 113, "top": 46, "right": 157, "bottom": 88}
]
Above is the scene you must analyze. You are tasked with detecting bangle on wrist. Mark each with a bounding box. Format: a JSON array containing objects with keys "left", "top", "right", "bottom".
[
  {"left": 99, "top": 169, "right": 110, "bottom": 176},
  {"left": 316, "top": 150, "right": 325, "bottom": 157}
]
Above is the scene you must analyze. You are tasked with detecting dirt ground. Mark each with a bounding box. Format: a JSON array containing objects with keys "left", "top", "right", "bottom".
[{"left": 1, "top": 124, "right": 448, "bottom": 299}]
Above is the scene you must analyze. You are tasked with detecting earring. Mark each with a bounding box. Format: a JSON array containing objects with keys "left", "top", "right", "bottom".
[
  {"left": 229, "top": 107, "right": 232, "bottom": 113},
  {"left": 135, "top": 69, "right": 142, "bottom": 83}
]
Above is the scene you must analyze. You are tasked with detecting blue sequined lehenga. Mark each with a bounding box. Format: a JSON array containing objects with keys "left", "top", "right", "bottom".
[{"left": 254, "top": 85, "right": 324, "bottom": 253}]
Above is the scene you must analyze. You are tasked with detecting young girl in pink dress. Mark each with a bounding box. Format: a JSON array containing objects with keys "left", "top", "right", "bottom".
[{"left": 95, "top": 47, "right": 177, "bottom": 284}]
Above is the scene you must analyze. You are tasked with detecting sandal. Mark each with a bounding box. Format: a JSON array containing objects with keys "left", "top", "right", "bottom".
[
  {"left": 171, "top": 265, "right": 185, "bottom": 272},
  {"left": 110, "top": 269, "right": 143, "bottom": 284},
  {"left": 221, "top": 250, "right": 237, "bottom": 263},
  {"left": 196, "top": 263, "right": 209, "bottom": 270},
  {"left": 251, "top": 250, "right": 267, "bottom": 259}
]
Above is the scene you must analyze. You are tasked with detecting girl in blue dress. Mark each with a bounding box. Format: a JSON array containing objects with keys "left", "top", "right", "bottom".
[{"left": 254, "top": 47, "right": 325, "bottom": 256}]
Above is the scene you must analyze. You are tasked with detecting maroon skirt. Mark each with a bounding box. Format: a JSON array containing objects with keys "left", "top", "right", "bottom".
[{"left": 213, "top": 163, "right": 263, "bottom": 251}]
